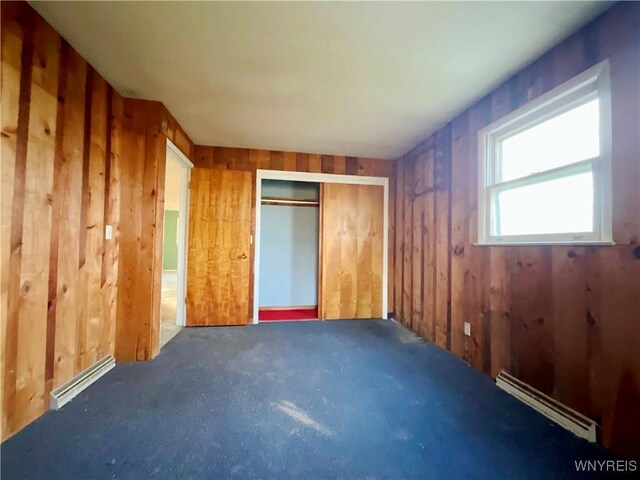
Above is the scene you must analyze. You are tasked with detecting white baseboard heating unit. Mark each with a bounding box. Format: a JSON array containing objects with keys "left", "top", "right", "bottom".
[
  {"left": 50, "top": 355, "right": 116, "bottom": 410},
  {"left": 496, "top": 370, "right": 597, "bottom": 442}
]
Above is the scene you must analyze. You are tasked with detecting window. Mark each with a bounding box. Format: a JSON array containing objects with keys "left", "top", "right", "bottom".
[{"left": 478, "top": 60, "right": 612, "bottom": 245}]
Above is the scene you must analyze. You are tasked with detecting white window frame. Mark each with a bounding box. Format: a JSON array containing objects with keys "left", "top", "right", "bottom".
[{"left": 477, "top": 59, "right": 613, "bottom": 246}]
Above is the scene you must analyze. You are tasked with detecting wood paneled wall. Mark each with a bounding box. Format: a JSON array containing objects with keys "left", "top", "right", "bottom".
[
  {"left": 193, "top": 146, "right": 392, "bottom": 178},
  {"left": 392, "top": 2, "right": 640, "bottom": 457},
  {"left": 1, "top": 2, "right": 194, "bottom": 439},
  {"left": 1, "top": 2, "right": 119, "bottom": 440},
  {"left": 113, "top": 100, "right": 193, "bottom": 363},
  {"left": 193, "top": 146, "right": 396, "bottom": 316}
]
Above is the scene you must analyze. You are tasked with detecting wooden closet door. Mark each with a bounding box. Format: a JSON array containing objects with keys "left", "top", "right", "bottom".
[
  {"left": 186, "top": 169, "right": 253, "bottom": 325},
  {"left": 320, "top": 183, "right": 384, "bottom": 319}
]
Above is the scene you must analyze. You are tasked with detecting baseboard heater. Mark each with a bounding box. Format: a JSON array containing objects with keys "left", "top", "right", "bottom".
[
  {"left": 50, "top": 355, "right": 116, "bottom": 410},
  {"left": 495, "top": 370, "right": 597, "bottom": 442}
]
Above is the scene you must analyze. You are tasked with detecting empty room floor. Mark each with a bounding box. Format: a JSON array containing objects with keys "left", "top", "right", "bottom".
[{"left": 1, "top": 320, "right": 611, "bottom": 480}]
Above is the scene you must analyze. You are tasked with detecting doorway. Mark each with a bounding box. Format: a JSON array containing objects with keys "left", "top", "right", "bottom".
[{"left": 160, "top": 140, "right": 193, "bottom": 348}]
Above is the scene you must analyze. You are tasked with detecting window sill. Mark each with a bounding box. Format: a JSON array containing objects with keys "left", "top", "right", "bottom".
[{"left": 474, "top": 241, "right": 616, "bottom": 247}]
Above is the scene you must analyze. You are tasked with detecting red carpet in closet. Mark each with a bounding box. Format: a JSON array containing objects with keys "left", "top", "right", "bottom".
[{"left": 259, "top": 308, "right": 319, "bottom": 322}]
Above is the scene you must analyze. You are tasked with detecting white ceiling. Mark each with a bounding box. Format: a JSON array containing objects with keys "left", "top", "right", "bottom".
[{"left": 31, "top": 1, "right": 609, "bottom": 159}]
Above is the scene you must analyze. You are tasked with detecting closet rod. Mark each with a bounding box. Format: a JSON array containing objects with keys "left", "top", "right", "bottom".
[{"left": 261, "top": 197, "right": 319, "bottom": 207}]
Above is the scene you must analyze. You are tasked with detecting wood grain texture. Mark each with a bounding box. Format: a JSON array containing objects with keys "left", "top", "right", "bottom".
[
  {"left": 193, "top": 145, "right": 395, "bottom": 319},
  {"left": 187, "top": 169, "right": 252, "bottom": 326},
  {"left": 113, "top": 99, "right": 178, "bottom": 362},
  {"left": 1, "top": 1, "right": 26, "bottom": 439},
  {"left": 391, "top": 2, "right": 640, "bottom": 456},
  {"left": 320, "top": 184, "right": 384, "bottom": 319},
  {"left": 0, "top": 2, "right": 194, "bottom": 439},
  {"left": 1, "top": 2, "right": 117, "bottom": 440},
  {"left": 193, "top": 146, "right": 393, "bottom": 178}
]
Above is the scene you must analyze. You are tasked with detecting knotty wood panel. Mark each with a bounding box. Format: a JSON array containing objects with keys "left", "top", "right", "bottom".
[
  {"left": 187, "top": 169, "right": 253, "bottom": 325},
  {"left": 193, "top": 145, "right": 396, "bottom": 318},
  {"left": 0, "top": 2, "right": 119, "bottom": 440},
  {"left": 320, "top": 184, "right": 384, "bottom": 319},
  {"left": 113, "top": 98, "right": 194, "bottom": 362},
  {"left": 193, "top": 146, "right": 393, "bottom": 178},
  {"left": 1, "top": 2, "right": 194, "bottom": 439},
  {"left": 391, "top": 2, "right": 640, "bottom": 456}
]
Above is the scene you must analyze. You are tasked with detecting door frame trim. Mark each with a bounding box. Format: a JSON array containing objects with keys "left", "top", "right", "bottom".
[
  {"left": 254, "top": 170, "right": 389, "bottom": 324},
  {"left": 165, "top": 139, "right": 193, "bottom": 332}
]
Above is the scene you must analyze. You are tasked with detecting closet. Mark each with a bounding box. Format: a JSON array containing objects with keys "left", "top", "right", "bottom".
[
  {"left": 187, "top": 172, "right": 386, "bottom": 325},
  {"left": 258, "top": 180, "right": 320, "bottom": 321},
  {"left": 257, "top": 179, "right": 384, "bottom": 322}
]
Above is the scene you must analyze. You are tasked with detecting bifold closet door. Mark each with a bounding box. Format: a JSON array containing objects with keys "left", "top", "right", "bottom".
[
  {"left": 186, "top": 169, "right": 252, "bottom": 325},
  {"left": 320, "top": 183, "right": 384, "bottom": 319}
]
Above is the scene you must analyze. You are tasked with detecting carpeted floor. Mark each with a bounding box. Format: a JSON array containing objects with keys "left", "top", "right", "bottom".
[{"left": 1, "top": 320, "right": 612, "bottom": 480}]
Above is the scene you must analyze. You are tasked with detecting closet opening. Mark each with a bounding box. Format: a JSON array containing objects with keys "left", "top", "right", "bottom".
[
  {"left": 258, "top": 180, "right": 320, "bottom": 322},
  {"left": 253, "top": 170, "right": 389, "bottom": 324}
]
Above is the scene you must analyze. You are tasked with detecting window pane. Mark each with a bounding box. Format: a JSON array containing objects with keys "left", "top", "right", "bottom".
[
  {"left": 493, "top": 171, "right": 593, "bottom": 236},
  {"left": 500, "top": 99, "right": 599, "bottom": 182}
]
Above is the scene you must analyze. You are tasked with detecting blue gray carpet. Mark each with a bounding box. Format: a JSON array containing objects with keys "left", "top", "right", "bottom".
[{"left": 1, "top": 319, "right": 611, "bottom": 479}]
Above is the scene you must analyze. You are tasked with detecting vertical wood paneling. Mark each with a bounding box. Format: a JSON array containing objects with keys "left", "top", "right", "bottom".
[
  {"left": 113, "top": 98, "right": 180, "bottom": 362},
  {"left": 402, "top": 157, "right": 413, "bottom": 328},
  {"left": 101, "top": 89, "right": 120, "bottom": 360},
  {"left": 114, "top": 99, "right": 146, "bottom": 361},
  {"left": 411, "top": 190, "right": 423, "bottom": 331},
  {"left": 1, "top": 1, "right": 30, "bottom": 438},
  {"left": 1, "top": 2, "right": 193, "bottom": 439},
  {"left": 387, "top": 161, "right": 396, "bottom": 315},
  {"left": 53, "top": 47, "right": 86, "bottom": 383},
  {"left": 14, "top": 13, "right": 59, "bottom": 432},
  {"left": 449, "top": 113, "right": 469, "bottom": 361},
  {"left": 81, "top": 74, "right": 108, "bottom": 370},
  {"left": 321, "top": 154, "right": 333, "bottom": 174},
  {"left": 461, "top": 99, "right": 491, "bottom": 372},
  {"left": 393, "top": 159, "right": 404, "bottom": 322},
  {"left": 2, "top": 3, "right": 35, "bottom": 438},
  {"left": 320, "top": 183, "right": 384, "bottom": 320},
  {"left": 308, "top": 153, "right": 321, "bottom": 173},
  {"left": 434, "top": 129, "right": 450, "bottom": 349},
  {"left": 390, "top": 2, "right": 640, "bottom": 456},
  {"left": 586, "top": 246, "right": 640, "bottom": 457},
  {"left": 0, "top": 2, "right": 127, "bottom": 440},
  {"left": 333, "top": 155, "right": 346, "bottom": 175},
  {"left": 421, "top": 154, "right": 435, "bottom": 341},
  {"left": 551, "top": 247, "right": 589, "bottom": 413},
  {"left": 145, "top": 102, "right": 165, "bottom": 360}
]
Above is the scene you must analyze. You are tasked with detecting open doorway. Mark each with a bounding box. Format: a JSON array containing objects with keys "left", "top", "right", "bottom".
[
  {"left": 258, "top": 180, "right": 320, "bottom": 322},
  {"left": 160, "top": 140, "right": 193, "bottom": 348}
]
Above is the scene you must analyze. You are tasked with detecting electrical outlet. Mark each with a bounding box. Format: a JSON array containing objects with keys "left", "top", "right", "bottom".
[
  {"left": 105, "top": 224, "right": 113, "bottom": 240},
  {"left": 464, "top": 322, "right": 471, "bottom": 336}
]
